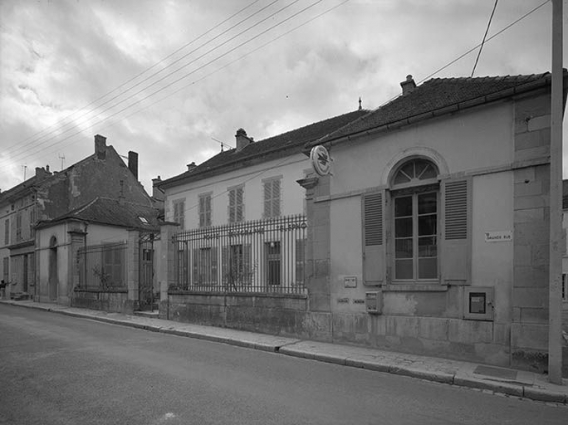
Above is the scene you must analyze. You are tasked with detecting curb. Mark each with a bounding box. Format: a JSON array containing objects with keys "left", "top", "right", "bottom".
[{"left": 2, "top": 300, "right": 567, "bottom": 405}]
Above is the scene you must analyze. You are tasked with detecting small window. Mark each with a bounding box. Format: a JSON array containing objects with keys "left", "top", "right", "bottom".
[{"left": 139, "top": 217, "right": 149, "bottom": 224}]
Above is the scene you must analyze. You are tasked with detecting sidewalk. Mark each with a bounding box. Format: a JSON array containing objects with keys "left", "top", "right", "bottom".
[{"left": 2, "top": 299, "right": 567, "bottom": 405}]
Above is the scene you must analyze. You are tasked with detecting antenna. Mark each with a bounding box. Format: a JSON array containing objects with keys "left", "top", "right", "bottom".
[
  {"left": 59, "top": 154, "right": 65, "bottom": 170},
  {"left": 211, "top": 137, "right": 234, "bottom": 152},
  {"left": 22, "top": 165, "right": 27, "bottom": 181}
]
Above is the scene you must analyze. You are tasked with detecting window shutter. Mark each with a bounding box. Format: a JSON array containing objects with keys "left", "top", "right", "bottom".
[
  {"left": 263, "top": 181, "right": 272, "bottom": 218},
  {"left": 441, "top": 178, "right": 471, "bottom": 284},
  {"left": 362, "top": 192, "right": 384, "bottom": 286},
  {"left": 272, "top": 180, "right": 281, "bottom": 217},
  {"left": 205, "top": 195, "right": 211, "bottom": 227},
  {"left": 236, "top": 187, "right": 244, "bottom": 222},
  {"left": 199, "top": 196, "right": 205, "bottom": 228}
]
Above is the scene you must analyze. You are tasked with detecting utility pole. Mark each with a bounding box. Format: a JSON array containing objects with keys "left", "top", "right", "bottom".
[{"left": 548, "top": 0, "right": 563, "bottom": 385}]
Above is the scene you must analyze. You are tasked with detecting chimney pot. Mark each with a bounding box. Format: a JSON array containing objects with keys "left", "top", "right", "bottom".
[
  {"left": 400, "top": 75, "right": 416, "bottom": 95},
  {"left": 94, "top": 134, "right": 107, "bottom": 159}
]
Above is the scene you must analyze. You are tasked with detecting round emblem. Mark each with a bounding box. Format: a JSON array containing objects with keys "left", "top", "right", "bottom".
[{"left": 310, "top": 145, "right": 331, "bottom": 176}]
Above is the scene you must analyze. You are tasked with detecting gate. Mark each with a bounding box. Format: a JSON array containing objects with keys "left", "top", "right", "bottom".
[{"left": 138, "top": 233, "right": 156, "bottom": 311}]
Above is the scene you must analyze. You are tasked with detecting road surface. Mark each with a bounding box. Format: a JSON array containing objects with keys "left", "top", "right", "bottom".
[{"left": 0, "top": 304, "right": 565, "bottom": 425}]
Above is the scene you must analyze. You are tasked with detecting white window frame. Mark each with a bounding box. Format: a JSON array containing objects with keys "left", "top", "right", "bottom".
[{"left": 390, "top": 158, "right": 440, "bottom": 284}]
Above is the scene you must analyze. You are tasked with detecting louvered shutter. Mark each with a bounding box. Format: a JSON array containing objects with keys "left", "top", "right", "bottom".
[
  {"left": 236, "top": 187, "right": 244, "bottom": 222},
  {"left": 228, "top": 190, "right": 236, "bottom": 223},
  {"left": 441, "top": 178, "right": 471, "bottom": 284},
  {"left": 362, "top": 192, "right": 385, "bottom": 286},
  {"left": 199, "top": 196, "right": 205, "bottom": 228},
  {"left": 263, "top": 181, "right": 272, "bottom": 218},
  {"left": 272, "top": 180, "right": 281, "bottom": 217},
  {"left": 205, "top": 195, "right": 211, "bottom": 227}
]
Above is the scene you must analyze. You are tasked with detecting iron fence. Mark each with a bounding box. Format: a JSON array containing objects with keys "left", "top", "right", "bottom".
[
  {"left": 172, "top": 214, "right": 307, "bottom": 294},
  {"left": 77, "top": 242, "right": 127, "bottom": 290}
]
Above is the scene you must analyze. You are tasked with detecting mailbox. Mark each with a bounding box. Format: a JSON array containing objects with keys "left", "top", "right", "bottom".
[
  {"left": 365, "top": 291, "right": 382, "bottom": 314},
  {"left": 463, "top": 287, "right": 494, "bottom": 321}
]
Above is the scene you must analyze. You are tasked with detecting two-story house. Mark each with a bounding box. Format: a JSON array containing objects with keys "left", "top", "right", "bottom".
[
  {"left": 0, "top": 134, "right": 161, "bottom": 312},
  {"left": 155, "top": 109, "right": 367, "bottom": 329}
]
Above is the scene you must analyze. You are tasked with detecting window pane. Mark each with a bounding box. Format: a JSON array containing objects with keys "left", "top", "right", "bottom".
[
  {"left": 420, "top": 163, "right": 437, "bottom": 180},
  {"left": 418, "top": 192, "right": 437, "bottom": 214},
  {"left": 418, "top": 214, "right": 437, "bottom": 236},
  {"left": 418, "top": 236, "right": 437, "bottom": 257},
  {"left": 395, "top": 238, "right": 413, "bottom": 258},
  {"left": 395, "top": 218, "right": 413, "bottom": 238},
  {"left": 394, "top": 196, "right": 412, "bottom": 217},
  {"left": 394, "top": 171, "right": 411, "bottom": 185},
  {"left": 395, "top": 259, "right": 413, "bottom": 279},
  {"left": 418, "top": 258, "right": 437, "bottom": 279}
]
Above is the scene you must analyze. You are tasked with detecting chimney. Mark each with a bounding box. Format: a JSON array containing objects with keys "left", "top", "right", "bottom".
[
  {"left": 94, "top": 134, "right": 107, "bottom": 159},
  {"left": 35, "top": 166, "right": 51, "bottom": 182},
  {"left": 128, "top": 151, "right": 139, "bottom": 179},
  {"left": 235, "top": 128, "right": 253, "bottom": 152},
  {"left": 152, "top": 176, "right": 164, "bottom": 201},
  {"left": 400, "top": 75, "right": 416, "bottom": 95},
  {"left": 187, "top": 162, "right": 196, "bottom": 172}
]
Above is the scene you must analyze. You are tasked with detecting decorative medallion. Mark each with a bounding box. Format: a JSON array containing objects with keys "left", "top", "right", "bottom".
[{"left": 310, "top": 145, "right": 331, "bottom": 176}]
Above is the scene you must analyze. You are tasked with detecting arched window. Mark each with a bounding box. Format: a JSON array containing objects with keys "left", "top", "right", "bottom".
[{"left": 391, "top": 158, "right": 439, "bottom": 281}]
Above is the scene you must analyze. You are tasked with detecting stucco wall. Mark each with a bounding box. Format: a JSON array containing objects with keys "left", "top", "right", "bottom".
[{"left": 165, "top": 153, "right": 308, "bottom": 230}]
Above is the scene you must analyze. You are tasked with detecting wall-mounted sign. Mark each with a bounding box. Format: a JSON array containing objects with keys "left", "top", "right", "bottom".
[
  {"left": 344, "top": 276, "right": 357, "bottom": 288},
  {"left": 484, "top": 231, "right": 512, "bottom": 243},
  {"left": 310, "top": 145, "right": 331, "bottom": 176}
]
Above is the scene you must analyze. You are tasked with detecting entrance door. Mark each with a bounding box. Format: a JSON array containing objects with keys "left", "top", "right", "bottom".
[
  {"left": 48, "top": 237, "right": 58, "bottom": 301},
  {"left": 138, "top": 235, "right": 155, "bottom": 311}
]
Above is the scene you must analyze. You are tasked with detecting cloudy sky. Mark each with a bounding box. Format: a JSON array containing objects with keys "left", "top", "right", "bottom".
[{"left": 0, "top": 0, "right": 566, "bottom": 193}]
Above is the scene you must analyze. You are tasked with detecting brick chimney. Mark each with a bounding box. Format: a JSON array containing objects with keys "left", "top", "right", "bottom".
[
  {"left": 187, "top": 162, "right": 196, "bottom": 172},
  {"left": 94, "top": 134, "right": 107, "bottom": 159},
  {"left": 235, "top": 128, "right": 253, "bottom": 152},
  {"left": 400, "top": 75, "right": 416, "bottom": 95},
  {"left": 35, "top": 166, "right": 52, "bottom": 182},
  {"left": 128, "top": 151, "right": 139, "bottom": 179}
]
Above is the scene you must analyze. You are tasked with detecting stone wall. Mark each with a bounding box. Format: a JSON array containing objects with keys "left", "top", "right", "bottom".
[
  {"left": 161, "top": 292, "right": 332, "bottom": 340},
  {"left": 72, "top": 288, "right": 133, "bottom": 314},
  {"left": 511, "top": 94, "right": 552, "bottom": 372}
]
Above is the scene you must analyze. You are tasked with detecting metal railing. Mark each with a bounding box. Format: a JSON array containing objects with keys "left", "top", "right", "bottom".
[
  {"left": 77, "top": 242, "right": 127, "bottom": 290},
  {"left": 172, "top": 214, "right": 307, "bottom": 294}
]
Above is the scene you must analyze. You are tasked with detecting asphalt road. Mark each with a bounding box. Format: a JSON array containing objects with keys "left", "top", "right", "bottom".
[{"left": 0, "top": 304, "right": 566, "bottom": 425}]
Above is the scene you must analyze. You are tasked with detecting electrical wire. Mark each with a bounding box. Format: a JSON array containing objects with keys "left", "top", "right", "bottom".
[
  {"left": 471, "top": 0, "right": 499, "bottom": 77},
  {"left": 3, "top": 0, "right": 281, "bottom": 160},
  {"left": 4, "top": 0, "right": 264, "bottom": 155},
  {"left": 1, "top": 0, "right": 328, "bottom": 167}
]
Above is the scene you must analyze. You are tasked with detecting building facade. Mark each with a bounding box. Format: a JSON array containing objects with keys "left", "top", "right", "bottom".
[
  {"left": 300, "top": 72, "right": 566, "bottom": 372},
  {"left": 155, "top": 110, "right": 367, "bottom": 330}
]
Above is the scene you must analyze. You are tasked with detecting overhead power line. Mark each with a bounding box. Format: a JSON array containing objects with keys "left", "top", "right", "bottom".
[
  {"left": 471, "top": 0, "right": 499, "bottom": 77},
  {"left": 2, "top": 0, "right": 274, "bottom": 159},
  {"left": 1, "top": 0, "right": 330, "bottom": 167}
]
